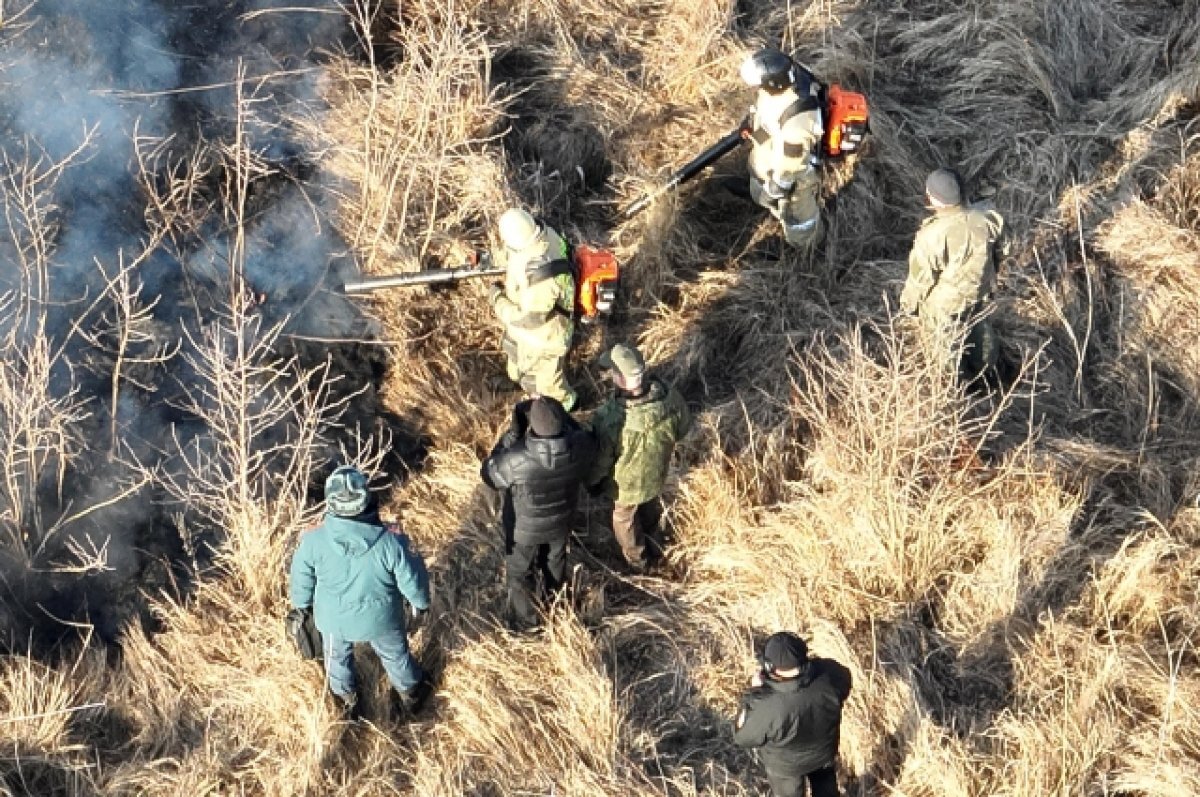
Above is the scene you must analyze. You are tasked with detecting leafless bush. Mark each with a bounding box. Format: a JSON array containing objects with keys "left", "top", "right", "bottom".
[{"left": 0, "top": 146, "right": 94, "bottom": 569}]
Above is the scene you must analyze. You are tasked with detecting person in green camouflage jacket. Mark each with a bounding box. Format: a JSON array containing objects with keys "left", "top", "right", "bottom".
[
  {"left": 488, "top": 208, "right": 577, "bottom": 411},
  {"left": 587, "top": 344, "right": 691, "bottom": 570},
  {"left": 900, "top": 169, "right": 1004, "bottom": 382}
]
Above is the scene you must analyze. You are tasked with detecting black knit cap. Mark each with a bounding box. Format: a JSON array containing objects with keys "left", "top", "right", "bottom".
[
  {"left": 528, "top": 397, "right": 563, "bottom": 437},
  {"left": 763, "top": 632, "right": 808, "bottom": 671}
]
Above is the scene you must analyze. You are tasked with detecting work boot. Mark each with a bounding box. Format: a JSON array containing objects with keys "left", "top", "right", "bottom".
[
  {"left": 627, "top": 538, "right": 665, "bottom": 575},
  {"left": 504, "top": 609, "right": 542, "bottom": 635},
  {"left": 394, "top": 678, "right": 433, "bottom": 717},
  {"left": 624, "top": 556, "right": 650, "bottom": 575}
]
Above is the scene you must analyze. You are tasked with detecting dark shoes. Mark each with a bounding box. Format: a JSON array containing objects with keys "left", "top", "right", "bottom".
[
  {"left": 394, "top": 678, "right": 433, "bottom": 717},
  {"left": 624, "top": 556, "right": 651, "bottom": 575},
  {"left": 625, "top": 540, "right": 665, "bottom": 575},
  {"left": 504, "top": 609, "right": 543, "bottom": 635}
]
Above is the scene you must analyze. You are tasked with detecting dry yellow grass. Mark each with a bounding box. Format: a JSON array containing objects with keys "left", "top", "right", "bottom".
[{"left": 2, "top": 0, "right": 1199, "bottom": 796}]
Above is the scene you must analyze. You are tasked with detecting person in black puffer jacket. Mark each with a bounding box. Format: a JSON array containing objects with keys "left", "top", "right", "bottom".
[
  {"left": 734, "top": 632, "right": 853, "bottom": 797},
  {"left": 481, "top": 397, "right": 596, "bottom": 629}
]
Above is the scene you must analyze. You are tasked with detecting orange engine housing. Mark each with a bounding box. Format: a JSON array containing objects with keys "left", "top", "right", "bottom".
[
  {"left": 823, "top": 84, "right": 869, "bottom": 158},
  {"left": 572, "top": 244, "right": 619, "bottom": 322}
]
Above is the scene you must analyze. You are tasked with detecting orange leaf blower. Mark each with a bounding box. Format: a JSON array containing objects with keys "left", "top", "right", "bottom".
[
  {"left": 572, "top": 244, "right": 619, "bottom": 323},
  {"left": 343, "top": 244, "right": 621, "bottom": 325},
  {"left": 823, "top": 84, "right": 869, "bottom": 158}
]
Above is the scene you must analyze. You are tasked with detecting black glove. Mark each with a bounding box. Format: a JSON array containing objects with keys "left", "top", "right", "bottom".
[
  {"left": 285, "top": 607, "right": 322, "bottom": 660},
  {"left": 738, "top": 113, "right": 754, "bottom": 138}
]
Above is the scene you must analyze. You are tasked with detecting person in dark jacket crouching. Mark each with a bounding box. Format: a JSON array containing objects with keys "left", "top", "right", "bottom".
[
  {"left": 481, "top": 397, "right": 596, "bottom": 630},
  {"left": 289, "top": 466, "right": 432, "bottom": 718},
  {"left": 733, "top": 632, "right": 853, "bottom": 797}
]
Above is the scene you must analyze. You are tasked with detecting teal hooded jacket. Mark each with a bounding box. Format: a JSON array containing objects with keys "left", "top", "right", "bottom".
[{"left": 289, "top": 512, "right": 430, "bottom": 642}]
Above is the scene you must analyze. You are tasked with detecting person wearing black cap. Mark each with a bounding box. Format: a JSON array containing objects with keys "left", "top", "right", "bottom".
[
  {"left": 289, "top": 466, "right": 433, "bottom": 718},
  {"left": 900, "top": 167, "right": 1005, "bottom": 383},
  {"left": 733, "top": 632, "right": 853, "bottom": 797},
  {"left": 481, "top": 397, "right": 597, "bottom": 629}
]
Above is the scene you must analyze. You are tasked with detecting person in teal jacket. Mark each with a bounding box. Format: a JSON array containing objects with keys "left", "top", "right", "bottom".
[{"left": 289, "top": 466, "right": 432, "bottom": 717}]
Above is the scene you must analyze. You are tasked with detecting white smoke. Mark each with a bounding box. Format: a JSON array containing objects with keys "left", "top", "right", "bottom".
[{"left": 0, "top": 0, "right": 369, "bottom": 649}]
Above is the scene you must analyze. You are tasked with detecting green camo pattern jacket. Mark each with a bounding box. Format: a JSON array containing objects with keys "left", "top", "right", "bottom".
[{"left": 588, "top": 378, "right": 691, "bottom": 506}]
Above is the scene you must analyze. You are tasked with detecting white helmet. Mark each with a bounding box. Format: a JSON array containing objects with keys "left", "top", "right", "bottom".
[{"left": 498, "top": 208, "right": 542, "bottom": 251}]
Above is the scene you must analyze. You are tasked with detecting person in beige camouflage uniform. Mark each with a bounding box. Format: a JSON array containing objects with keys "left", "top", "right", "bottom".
[
  {"left": 900, "top": 169, "right": 1004, "bottom": 382},
  {"left": 488, "top": 208, "right": 577, "bottom": 411}
]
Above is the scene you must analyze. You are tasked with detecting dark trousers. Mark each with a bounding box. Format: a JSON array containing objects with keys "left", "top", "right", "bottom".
[
  {"left": 505, "top": 534, "right": 567, "bottom": 627},
  {"left": 766, "top": 764, "right": 839, "bottom": 797}
]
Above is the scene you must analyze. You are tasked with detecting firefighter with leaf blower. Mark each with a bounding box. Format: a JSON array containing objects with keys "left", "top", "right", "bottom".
[
  {"left": 625, "top": 48, "right": 869, "bottom": 249},
  {"left": 741, "top": 48, "right": 829, "bottom": 248},
  {"left": 342, "top": 208, "right": 619, "bottom": 413},
  {"left": 486, "top": 208, "right": 620, "bottom": 412},
  {"left": 487, "top": 208, "right": 579, "bottom": 411}
]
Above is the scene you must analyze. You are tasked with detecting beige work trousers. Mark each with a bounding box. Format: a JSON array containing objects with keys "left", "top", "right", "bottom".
[{"left": 502, "top": 336, "right": 576, "bottom": 411}]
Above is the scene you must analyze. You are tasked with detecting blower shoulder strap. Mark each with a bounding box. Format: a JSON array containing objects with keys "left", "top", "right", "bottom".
[
  {"left": 526, "top": 257, "right": 574, "bottom": 284},
  {"left": 778, "top": 92, "right": 820, "bottom": 127}
]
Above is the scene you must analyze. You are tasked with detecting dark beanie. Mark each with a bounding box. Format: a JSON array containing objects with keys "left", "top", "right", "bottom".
[
  {"left": 764, "top": 632, "right": 808, "bottom": 671},
  {"left": 925, "top": 168, "right": 962, "bottom": 206},
  {"left": 528, "top": 398, "right": 563, "bottom": 437}
]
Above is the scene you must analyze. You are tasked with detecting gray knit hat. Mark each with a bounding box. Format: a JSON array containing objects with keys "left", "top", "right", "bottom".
[
  {"left": 925, "top": 169, "right": 963, "bottom": 206},
  {"left": 597, "top": 343, "right": 646, "bottom": 381}
]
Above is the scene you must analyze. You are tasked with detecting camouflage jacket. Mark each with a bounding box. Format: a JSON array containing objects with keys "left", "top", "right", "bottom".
[
  {"left": 588, "top": 379, "right": 691, "bottom": 506},
  {"left": 900, "top": 203, "right": 1004, "bottom": 322}
]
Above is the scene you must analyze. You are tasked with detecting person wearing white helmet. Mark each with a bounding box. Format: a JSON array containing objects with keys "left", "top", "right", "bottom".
[
  {"left": 740, "top": 47, "right": 826, "bottom": 249},
  {"left": 488, "top": 208, "right": 578, "bottom": 411}
]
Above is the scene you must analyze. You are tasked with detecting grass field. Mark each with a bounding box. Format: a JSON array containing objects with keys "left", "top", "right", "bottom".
[{"left": 1, "top": 1, "right": 1198, "bottom": 795}]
